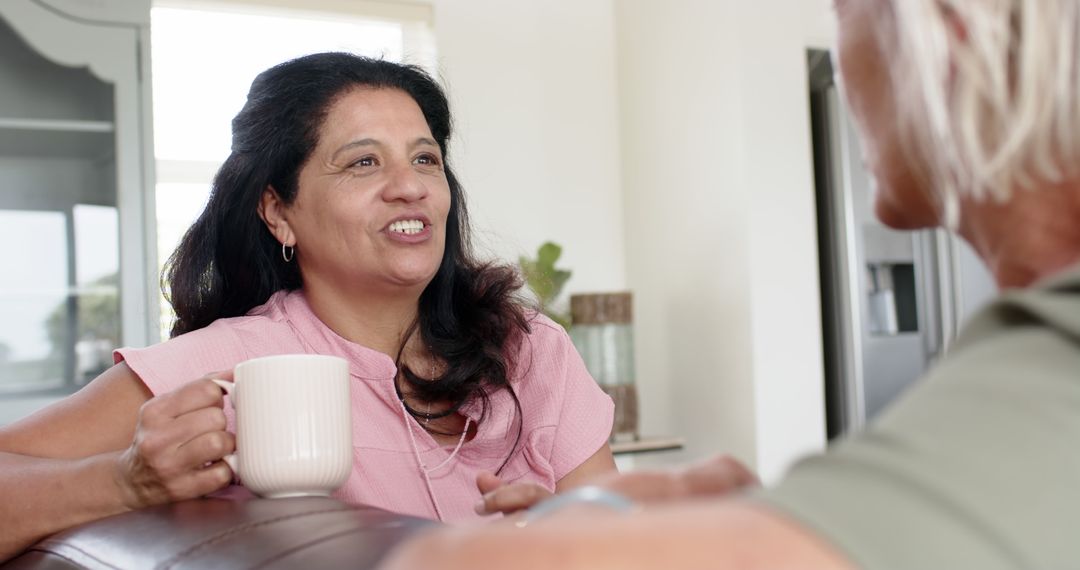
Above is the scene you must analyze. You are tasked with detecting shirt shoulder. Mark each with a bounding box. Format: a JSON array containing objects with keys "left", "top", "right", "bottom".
[
  {"left": 511, "top": 312, "right": 614, "bottom": 481},
  {"left": 510, "top": 312, "right": 580, "bottom": 415},
  {"left": 757, "top": 291, "right": 1080, "bottom": 570},
  {"left": 115, "top": 294, "right": 304, "bottom": 395}
]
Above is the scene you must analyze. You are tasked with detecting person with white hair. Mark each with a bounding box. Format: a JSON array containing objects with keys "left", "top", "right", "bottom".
[{"left": 382, "top": 0, "right": 1080, "bottom": 567}]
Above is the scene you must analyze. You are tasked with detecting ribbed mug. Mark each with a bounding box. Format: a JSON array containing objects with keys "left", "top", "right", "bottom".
[{"left": 212, "top": 354, "right": 352, "bottom": 498}]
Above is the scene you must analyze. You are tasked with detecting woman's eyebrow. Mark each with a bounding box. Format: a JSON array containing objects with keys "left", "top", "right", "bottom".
[
  {"left": 332, "top": 137, "right": 439, "bottom": 160},
  {"left": 331, "top": 138, "right": 381, "bottom": 161}
]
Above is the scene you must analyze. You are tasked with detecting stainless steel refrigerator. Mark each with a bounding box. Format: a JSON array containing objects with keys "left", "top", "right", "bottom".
[{"left": 808, "top": 51, "right": 998, "bottom": 439}]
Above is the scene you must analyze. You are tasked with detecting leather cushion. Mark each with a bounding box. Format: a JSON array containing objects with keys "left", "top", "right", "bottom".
[{"left": 2, "top": 496, "right": 434, "bottom": 570}]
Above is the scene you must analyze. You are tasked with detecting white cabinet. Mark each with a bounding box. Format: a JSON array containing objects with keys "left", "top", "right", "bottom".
[{"left": 0, "top": 0, "right": 156, "bottom": 421}]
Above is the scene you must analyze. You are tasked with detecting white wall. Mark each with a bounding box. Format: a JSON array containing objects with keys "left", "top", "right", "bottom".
[
  {"left": 616, "top": 0, "right": 833, "bottom": 482},
  {"left": 805, "top": 0, "right": 837, "bottom": 49},
  {"left": 741, "top": 0, "right": 832, "bottom": 482},
  {"left": 614, "top": 0, "right": 757, "bottom": 468},
  {"left": 424, "top": 0, "right": 628, "bottom": 296}
]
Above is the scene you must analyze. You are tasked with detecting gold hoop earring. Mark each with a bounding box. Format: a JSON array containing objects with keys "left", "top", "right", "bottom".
[{"left": 282, "top": 243, "right": 295, "bottom": 263}]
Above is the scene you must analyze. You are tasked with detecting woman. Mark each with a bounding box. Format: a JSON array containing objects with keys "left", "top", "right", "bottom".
[
  {"left": 0, "top": 53, "right": 615, "bottom": 560},
  {"left": 384, "top": 0, "right": 1080, "bottom": 568}
]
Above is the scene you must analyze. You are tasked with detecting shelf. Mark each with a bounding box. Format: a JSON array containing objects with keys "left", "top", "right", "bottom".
[
  {"left": 0, "top": 117, "right": 114, "bottom": 133},
  {"left": 611, "top": 436, "right": 685, "bottom": 455},
  {"left": 0, "top": 122, "right": 114, "bottom": 159}
]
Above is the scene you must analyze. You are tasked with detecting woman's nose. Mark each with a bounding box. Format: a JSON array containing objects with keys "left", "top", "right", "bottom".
[{"left": 381, "top": 161, "right": 429, "bottom": 203}]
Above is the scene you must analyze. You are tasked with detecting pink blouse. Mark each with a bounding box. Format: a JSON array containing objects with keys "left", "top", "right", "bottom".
[{"left": 114, "top": 290, "right": 613, "bottom": 522}]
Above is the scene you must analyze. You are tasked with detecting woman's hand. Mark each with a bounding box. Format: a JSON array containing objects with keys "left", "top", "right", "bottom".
[
  {"left": 474, "top": 471, "right": 553, "bottom": 516},
  {"left": 114, "top": 371, "right": 235, "bottom": 510},
  {"left": 593, "top": 455, "right": 759, "bottom": 504},
  {"left": 475, "top": 443, "right": 618, "bottom": 516}
]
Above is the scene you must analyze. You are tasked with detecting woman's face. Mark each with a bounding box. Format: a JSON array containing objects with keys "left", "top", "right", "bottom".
[
  {"left": 276, "top": 87, "right": 452, "bottom": 296},
  {"left": 835, "top": 0, "right": 940, "bottom": 229}
]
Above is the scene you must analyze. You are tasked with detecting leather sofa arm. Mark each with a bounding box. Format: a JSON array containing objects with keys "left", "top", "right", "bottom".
[{"left": 1, "top": 495, "right": 434, "bottom": 570}]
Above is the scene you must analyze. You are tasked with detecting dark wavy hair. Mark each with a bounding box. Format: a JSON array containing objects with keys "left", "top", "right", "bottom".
[{"left": 164, "top": 53, "right": 529, "bottom": 453}]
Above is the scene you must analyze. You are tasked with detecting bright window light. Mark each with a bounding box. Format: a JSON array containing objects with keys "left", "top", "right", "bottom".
[{"left": 152, "top": 6, "right": 405, "bottom": 161}]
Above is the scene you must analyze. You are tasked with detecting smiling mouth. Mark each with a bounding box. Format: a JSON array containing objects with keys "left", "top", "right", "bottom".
[{"left": 388, "top": 219, "right": 426, "bottom": 235}]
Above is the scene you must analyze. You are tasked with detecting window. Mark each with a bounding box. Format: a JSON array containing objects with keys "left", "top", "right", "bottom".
[{"left": 151, "top": 0, "right": 435, "bottom": 339}]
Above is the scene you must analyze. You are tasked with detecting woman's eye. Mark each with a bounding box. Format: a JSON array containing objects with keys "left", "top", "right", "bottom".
[
  {"left": 352, "top": 156, "right": 377, "bottom": 168},
  {"left": 414, "top": 153, "right": 442, "bottom": 167}
]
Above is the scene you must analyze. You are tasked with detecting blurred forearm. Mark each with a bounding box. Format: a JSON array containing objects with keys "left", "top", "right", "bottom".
[
  {"left": 0, "top": 451, "right": 131, "bottom": 562},
  {"left": 382, "top": 499, "right": 852, "bottom": 570}
]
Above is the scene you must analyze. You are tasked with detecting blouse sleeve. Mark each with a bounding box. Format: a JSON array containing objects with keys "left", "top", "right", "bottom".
[
  {"left": 113, "top": 319, "right": 250, "bottom": 397},
  {"left": 524, "top": 318, "right": 614, "bottom": 482}
]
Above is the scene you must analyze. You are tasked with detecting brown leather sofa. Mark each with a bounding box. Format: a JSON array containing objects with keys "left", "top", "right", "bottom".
[{"left": 1, "top": 496, "right": 434, "bottom": 570}]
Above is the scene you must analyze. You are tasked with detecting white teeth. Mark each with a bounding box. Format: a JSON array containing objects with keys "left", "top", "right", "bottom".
[{"left": 389, "top": 219, "right": 425, "bottom": 235}]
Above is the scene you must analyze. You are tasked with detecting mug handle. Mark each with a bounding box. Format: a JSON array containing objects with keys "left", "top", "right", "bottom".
[{"left": 210, "top": 378, "right": 240, "bottom": 475}]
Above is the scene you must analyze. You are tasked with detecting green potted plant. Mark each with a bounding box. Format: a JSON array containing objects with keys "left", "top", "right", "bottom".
[{"left": 519, "top": 241, "right": 572, "bottom": 329}]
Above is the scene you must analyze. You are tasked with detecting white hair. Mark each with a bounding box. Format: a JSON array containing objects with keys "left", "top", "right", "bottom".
[{"left": 886, "top": 0, "right": 1080, "bottom": 227}]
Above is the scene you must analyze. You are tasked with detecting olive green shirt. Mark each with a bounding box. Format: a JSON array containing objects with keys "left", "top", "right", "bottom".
[{"left": 759, "top": 263, "right": 1080, "bottom": 569}]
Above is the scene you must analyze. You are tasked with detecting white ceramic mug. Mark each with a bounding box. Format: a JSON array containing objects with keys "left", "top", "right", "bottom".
[{"left": 212, "top": 354, "right": 353, "bottom": 498}]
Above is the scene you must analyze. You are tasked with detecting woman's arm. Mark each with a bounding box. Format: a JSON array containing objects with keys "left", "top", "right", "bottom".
[
  {"left": 554, "top": 443, "right": 616, "bottom": 491},
  {"left": 0, "top": 363, "right": 233, "bottom": 561}
]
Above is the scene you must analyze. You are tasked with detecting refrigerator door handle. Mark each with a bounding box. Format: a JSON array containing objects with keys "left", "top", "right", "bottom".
[
  {"left": 944, "top": 232, "right": 965, "bottom": 348},
  {"left": 916, "top": 228, "right": 962, "bottom": 364},
  {"left": 914, "top": 229, "right": 944, "bottom": 363},
  {"left": 936, "top": 230, "right": 961, "bottom": 352}
]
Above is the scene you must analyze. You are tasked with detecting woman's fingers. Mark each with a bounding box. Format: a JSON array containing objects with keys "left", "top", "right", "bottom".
[
  {"left": 475, "top": 482, "right": 553, "bottom": 515},
  {"left": 166, "top": 460, "right": 234, "bottom": 499},
  {"left": 117, "top": 373, "right": 237, "bottom": 509},
  {"left": 475, "top": 470, "right": 504, "bottom": 495},
  {"left": 168, "top": 406, "right": 228, "bottom": 449},
  {"left": 176, "top": 430, "right": 235, "bottom": 468},
  {"left": 138, "top": 376, "right": 227, "bottom": 428}
]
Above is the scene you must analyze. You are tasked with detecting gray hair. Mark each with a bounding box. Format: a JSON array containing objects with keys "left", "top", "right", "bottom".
[{"left": 886, "top": 0, "right": 1080, "bottom": 227}]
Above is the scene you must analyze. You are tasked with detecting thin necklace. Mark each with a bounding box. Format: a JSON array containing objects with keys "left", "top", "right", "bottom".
[
  {"left": 396, "top": 351, "right": 459, "bottom": 424},
  {"left": 399, "top": 395, "right": 471, "bottom": 522},
  {"left": 424, "top": 360, "right": 433, "bottom": 425}
]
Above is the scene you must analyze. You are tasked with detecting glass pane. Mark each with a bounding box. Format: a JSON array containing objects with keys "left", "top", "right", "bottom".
[
  {"left": 73, "top": 205, "right": 120, "bottom": 383},
  {"left": 74, "top": 205, "right": 119, "bottom": 286},
  {"left": 0, "top": 206, "right": 120, "bottom": 398},
  {"left": 0, "top": 210, "right": 68, "bottom": 394}
]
